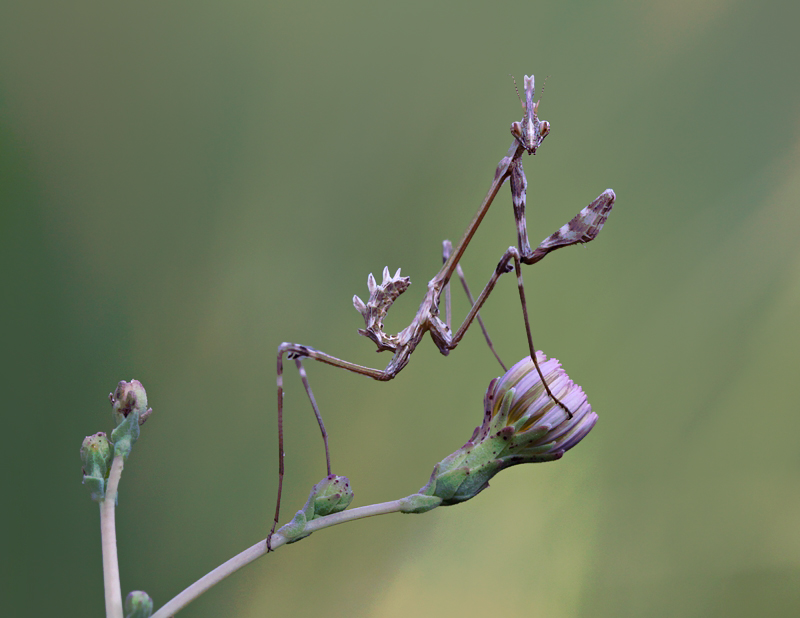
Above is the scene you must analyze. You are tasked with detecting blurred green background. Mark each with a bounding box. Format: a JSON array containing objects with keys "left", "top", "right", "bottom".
[{"left": 2, "top": 0, "right": 799, "bottom": 616}]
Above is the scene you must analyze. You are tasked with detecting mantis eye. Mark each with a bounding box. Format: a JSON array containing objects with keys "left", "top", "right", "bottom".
[
  {"left": 510, "top": 121, "right": 523, "bottom": 140},
  {"left": 539, "top": 121, "right": 550, "bottom": 138}
]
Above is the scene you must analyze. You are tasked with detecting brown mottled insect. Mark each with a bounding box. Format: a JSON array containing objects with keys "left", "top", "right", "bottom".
[{"left": 269, "top": 74, "right": 615, "bottom": 546}]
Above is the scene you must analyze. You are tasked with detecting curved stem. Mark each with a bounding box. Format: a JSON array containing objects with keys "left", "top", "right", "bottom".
[
  {"left": 101, "top": 455, "right": 125, "bottom": 618},
  {"left": 151, "top": 499, "right": 406, "bottom": 618}
]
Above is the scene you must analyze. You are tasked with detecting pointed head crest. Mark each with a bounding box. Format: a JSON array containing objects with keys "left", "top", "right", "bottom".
[{"left": 510, "top": 74, "right": 550, "bottom": 155}]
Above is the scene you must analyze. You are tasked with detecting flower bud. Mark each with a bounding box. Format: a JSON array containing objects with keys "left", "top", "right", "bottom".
[
  {"left": 414, "top": 353, "right": 597, "bottom": 507},
  {"left": 124, "top": 590, "right": 153, "bottom": 618},
  {"left": 109, "top": 380, "right": 151, "bottom": 426},
  {"left": 277, "top": 475, "right": 354, "bottom": 543},
  {"left": 308, "top": 474, "right": 355, "bottom": 517},
  {"left": 109, "top": 380, "right": 153, "bottom": 460},
  {"left": 80, "top": 432, "right": 113, "bottom": 501}
]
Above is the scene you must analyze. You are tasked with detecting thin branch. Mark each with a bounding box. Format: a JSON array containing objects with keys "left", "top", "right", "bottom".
[
  {"left": 101, "top": 455, "right": 125, "bottom": 618},
  {"left": 151, "top": 499, "right": 406, "bottom": 618}
]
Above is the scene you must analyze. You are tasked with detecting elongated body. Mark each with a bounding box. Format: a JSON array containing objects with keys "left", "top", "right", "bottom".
[{"left": 268, "top": 75, "right": 615, "bottom": 546}]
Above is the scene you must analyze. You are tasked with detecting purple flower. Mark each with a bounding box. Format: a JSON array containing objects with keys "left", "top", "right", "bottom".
[
  {"left": 474, "top": 352, "right": 597, "bottom": 464},
  {"left": 404, "top": 352, "right": 597, "bottom": 512}
]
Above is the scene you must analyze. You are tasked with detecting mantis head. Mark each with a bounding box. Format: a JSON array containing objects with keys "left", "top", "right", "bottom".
[{"left": 510, "top": 74, "right": 550, "bottom": 155}]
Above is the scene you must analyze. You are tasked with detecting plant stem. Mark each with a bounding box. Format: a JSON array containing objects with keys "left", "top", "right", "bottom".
[
  {"left": 151, "top": 498, "right": 406, "bottom": 618},
  {"left": 101, "top": 455, "right": 125, "bottom": 618}
]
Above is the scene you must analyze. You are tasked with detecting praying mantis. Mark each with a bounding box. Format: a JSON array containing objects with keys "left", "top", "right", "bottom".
[{"left": 268, "top": 74, "right": 615, "bottom": 545}]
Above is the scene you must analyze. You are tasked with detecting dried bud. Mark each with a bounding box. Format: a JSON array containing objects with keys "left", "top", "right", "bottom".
[
  {"left": 109, "top": 380, "right": 151, "bottom": 426},
  {"left": 109, "top": 380, "right": 152, "bottom": 459},
  {"left": 409, "top": 353, "right": 597, "bottom": 509},
  {"left": 277, "top": 475, "right": 354, "bottom": 543},
  {"left": 80, "top": 432, "right": 113, "bottom": 501},
  {"left": 124, "top": 590, "right": 153, "bottom": 618}
]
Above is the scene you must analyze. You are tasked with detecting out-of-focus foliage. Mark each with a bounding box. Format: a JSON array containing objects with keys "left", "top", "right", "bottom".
[{"left": 2, "top": 1, "right": 799, "bottom": 616}]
